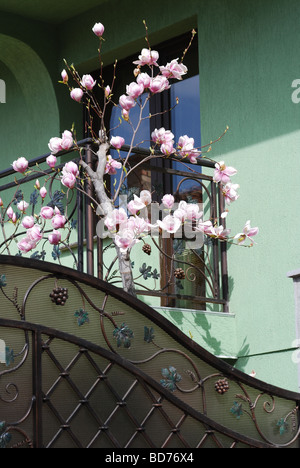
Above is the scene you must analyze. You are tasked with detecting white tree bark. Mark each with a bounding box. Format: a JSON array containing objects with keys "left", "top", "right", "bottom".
[{"left": 80, "top": 139, "right": 136, "bottom": 297}]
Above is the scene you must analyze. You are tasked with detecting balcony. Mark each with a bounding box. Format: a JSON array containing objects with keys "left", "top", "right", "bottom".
[
  {"left": 0, "top": 139, "right": 229, "bottom": 313},
  {"left": 0, "top": 142, "right": 300, "bottom": 448}
]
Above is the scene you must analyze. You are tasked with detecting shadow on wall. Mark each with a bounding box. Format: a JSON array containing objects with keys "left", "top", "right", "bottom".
[
  {"left": 164, "top": 277, "right": 251, "bottom": 373},
  {"left": 0, "top": 34, "right": 59, "bottom": 161}
]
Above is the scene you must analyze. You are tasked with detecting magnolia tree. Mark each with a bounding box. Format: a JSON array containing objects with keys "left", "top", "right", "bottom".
[{"left": 0, "top": 21, "right": 258, "bottom": 297}]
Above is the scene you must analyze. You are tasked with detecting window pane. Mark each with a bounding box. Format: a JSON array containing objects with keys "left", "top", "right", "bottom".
[
  {"left": 170, "top": 75, "right": 205, "bottom": 310},
  {"left": 110, "top": 93, "right": 150, "bottom": 148},
  {"left": 170, "top": 75, "right": 201, "bottom": 192}
]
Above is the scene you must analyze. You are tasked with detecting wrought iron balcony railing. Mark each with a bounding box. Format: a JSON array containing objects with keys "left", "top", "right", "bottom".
[{"left": 0, "top": 140, "right": 229, "bottom": 312}]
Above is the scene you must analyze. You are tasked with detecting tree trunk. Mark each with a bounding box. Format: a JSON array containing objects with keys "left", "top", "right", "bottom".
[
  {"left": 80, "top": 140, "right": 137, "bottom": 297},
  {"left": 116, "top": 247, "right": 136, "bottom": 296}
]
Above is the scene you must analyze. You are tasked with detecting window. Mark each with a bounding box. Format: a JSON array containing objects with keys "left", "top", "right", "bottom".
[
  {"left": 106, "top": 33, "right": 205, "bottom": 309},
  {"left": 89, "top": 32, "right": 227, "bottom": 312}
]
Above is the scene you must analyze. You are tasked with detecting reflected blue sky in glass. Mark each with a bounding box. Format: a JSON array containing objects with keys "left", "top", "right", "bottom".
[
  {"left": 110, "top": 95, "right": 150, "bottom": 201},
  {"left": 170, "top": 75, "right": 201, "bottom": 192},
  {"left": 110, "top": 94, "right": 150, "bottom": 149},
  {"left": 109, "top": 76, "right": 201, "bottom": 199}
]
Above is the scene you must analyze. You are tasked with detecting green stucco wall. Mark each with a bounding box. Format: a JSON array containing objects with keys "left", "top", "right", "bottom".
[{"left": 1, "top": 0, "right": 300, "bottom": 392}]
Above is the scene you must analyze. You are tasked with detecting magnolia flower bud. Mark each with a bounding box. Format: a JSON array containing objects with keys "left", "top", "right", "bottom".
[
  {"left": 61, "top": 172, "right": 76, "bottom": 189},
  {"left": 17, "top": 238, "right": 37, "bottom": 253},
  {"left": 48, "top": 230, "right": 61, "bottom": 245},
  {"left": 61, "top": 69, "right": 68, "bottom": 83},
  {"left": 22, "top": 216, "right": 35, "bottom": 229},
  {"left": 52, "top": 214, "right": 66, "bottom": 229},
  {"left": 46, "top": 154, "right": 57, "bottom": 168},
  {"left": 92, "top": 22, "right": 105, "bottom": 37},
  {"left": 40, "top": 206, "right": 54, "bottom": 220},
  {"left": 105, "top": 85, "right": 111, "bottom": 98},
  {"left": 17, "top": 200, "right": 29, "bottom": 213},
  {"left": 12, "top": 157, "right": 29, "bottom": 173},
  {"left": 110, "top": 136, "right": 125, "bottom": 149},
  {"left": 40, "top": 187, "right": 47, "bottom": 199},
  {"left": 6, "top": 207, "right": 14, "bottom": 219},
  {"left": 48, "top": 137, "right": 62, "bottom": 154},
  {"left": 133, "top": 67, "right": 141, "bottom": 77},
  {"left": 70, "top": 88, "right": 84, "bottom": 102},
  {"left": 81, "top": 74, "right": 96, "bottom": 90},
  {"left": 162, "top": 194, "right": 175, "bottom": 209}
]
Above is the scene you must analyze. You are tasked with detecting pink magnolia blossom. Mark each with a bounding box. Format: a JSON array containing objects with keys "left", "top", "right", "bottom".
[
  {"left": 133, "top": 48, "right": 159, "bottom": 67},
  {"left": 40, "top": 206, "right": 54, "bottom": 220},
  {"left": 173, "top": 201, "right": 188, "bottom": 222},
  {"left": 157, "top": 214, "right": 181, "bottom": 234},
  {"left": 149, "top": 75, "right": 170, "bottom": 94},
  {"left": 104, "top": 208, "right": 128, "bottom": 231},
  {"left": 46, "top": 154, "right": 57, "bottom": 168},
  {"left": 139, "top": 190, "right": 152, "bottom": 206},
  {"left": 12, "top": 157, "right": 28, "bottom": 173},
  {"left": 114, "top": 229, "right": 139, "bottom": 252},
  {"left": 17, "top": 201, "right": 29, "bottom": 213},
  {"left": 105, "top": 155, "right": 122, "bottom": 175},
  {"left": 209, "top": 224, "right": 231, "bottom": 240},
  {"left": 173, "top": 208, "right": 187, "bottom": 222},
  {"left": 48, "top": 230, "right": 61, "bottom": 245},
  {"left": 213, "top": 161, "right": 237, "bottom": 184},
  {"left": 151, "top": 127, "right": 174, "bottom": 145},
  {"left": 119, "top": 94, "right": 136, "bottom": 111},
  {"left": 0, "top": 198, "right": 3, "bottom": 207},
  {"left": 197, "top": 218, "right": 230, "bottom": 239},
  {"left": 162, "top": 194, "right": 175, "bottom": 209},
  {"left": 81, "top": 74, "right": 96, "bottom": 90},
  {"left": 40, "top": 187, "right": 47, "bottom": 199},
  {"left": 48, "top": 137, "right": 63, "bottom": 154},
  {"left": 52, "top": 214, "right": 66, "bottom": 229},
  {"left": 222, "top": 183, "right": 240, "bottom": 205},
  {"left": 234, "top": 221, "right": 259, "bottom": 245},
  {"left": 61, "top": 130, "right": 73, "bottom": 150},
  {"left": 127, "top": 195, "right": 146, "bottom": 215},
  {"left": 70, "top": 88, "right": 84, "bottom": 102},
  {"left": 185, "top": 204, "right": 203, "bottom": 221},
  {"left": 127, "top": 216, "right": 149, "bottom": 236},
  {"left": 17, "top": 237, "right": 37, "bottom": 253},
  {"left": 48, "top": 130, "right": 73, "bottom": 155},
  {"left": 187, "top": 150, "right": 201, "bottom": 164},
  {"left": 27, "top": 225, "right": 43, "bottom": 242},
  {"left": 35, "top": 179, "right": 41, "bottom": 190},
  {"left": 63, "top": 161, "right": 79, "bottom": 177},
  {"left": 61, "top": 172, "right": 76, "bottom": 189},
  {"left": 61, "top": 69, "right": 68, "bottom": 83},
  {"left": 197, "top": 220, "right": 214, "bottom": 235},
  {"left": 160, "top": 59, "right": 188, "bottom": 80},
  {"left": 6, "top": 207, "right": 14, "bottom": 219},
  {"left": 160, "top": 141, "right": 175, "bottom": 155},
  {"left": 136, "top": 72, "right": 151, "bottom": 88},
  {"left": 126, "top": 82, "right": 144, "bottom": 98},
  {"left": 61, "top": 160, "right": 79, "bottom": 189},
  {"left": 92, "top": 22, "right": 105, "bottom": 37},
  {"left": 177, "top": 135, "right": 201, "bottom": 163},
  {"left": 105, "top": 85, "right": 111, "bottom": 98},
  {"left": 110, "top": 136, "right": 125, "bottom": 149},
  {"left": 22, "top": 216, "right": 35, "bottom": 229}
]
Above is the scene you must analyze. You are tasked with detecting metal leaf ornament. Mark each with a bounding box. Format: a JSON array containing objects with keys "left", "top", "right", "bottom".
[
  {"left": 160, "top": 366, "right": 182, "bottom": 392},
  {"left": 113, "top": 323, "right": 134, "bottom": 348}
]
